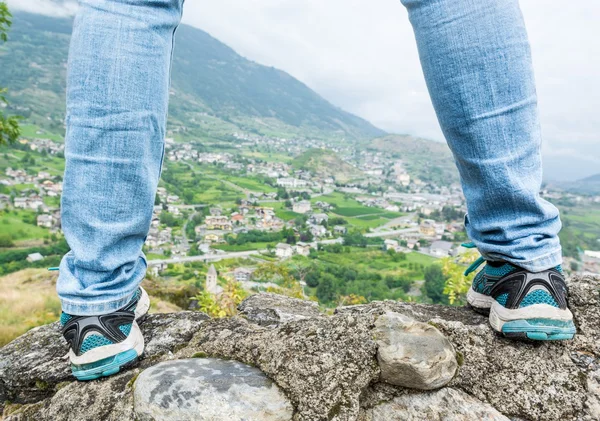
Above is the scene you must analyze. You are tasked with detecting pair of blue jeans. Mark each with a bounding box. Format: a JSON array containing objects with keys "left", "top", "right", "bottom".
[{"left": 58, "top": 0, "right": 562, "bottom": 315}]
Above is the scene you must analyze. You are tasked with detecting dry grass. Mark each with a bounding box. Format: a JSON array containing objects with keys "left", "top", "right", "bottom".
[
  {"left": 0, "top": 269, "right": 182, "bottom": 347},
  {"left": 0, "top": 269, "right": 61, "bottom": 347}
]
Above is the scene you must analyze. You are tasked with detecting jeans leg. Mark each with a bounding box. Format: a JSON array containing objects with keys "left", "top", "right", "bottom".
[
  {"left": 58, "top": 0, "right": 184, "bottom": 315},
  {"left": 401, "top": 0, "right": 562, "bottom": 272}
]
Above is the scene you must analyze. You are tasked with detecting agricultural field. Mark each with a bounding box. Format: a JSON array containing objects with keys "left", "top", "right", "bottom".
[{"left": 0, "top": 209, "right": 51, "bottom": 244}]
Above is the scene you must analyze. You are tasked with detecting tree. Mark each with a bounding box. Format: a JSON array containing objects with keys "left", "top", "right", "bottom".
[
  {"left": 0, "top": 3, "right": 20, "bottom": 145},
  {"left": 316, "top": 273, "right": 337, "bottom": 304},
  {"left": 424, "top": 265, "right": 448, "bottom": 304}
]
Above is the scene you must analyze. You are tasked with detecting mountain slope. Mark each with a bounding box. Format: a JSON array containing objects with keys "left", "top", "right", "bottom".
[
  {"left": 366, "top": 135, "right": 460, "bottom": 185},
  {"left": 0, "top": 12, "right": 384, "bottom": 141},
  {"left": 553, "top": 173, "right": 600, "bottom": 195},
  {"left": 292, "top": 148, "right": 364, "bottom": 183}
]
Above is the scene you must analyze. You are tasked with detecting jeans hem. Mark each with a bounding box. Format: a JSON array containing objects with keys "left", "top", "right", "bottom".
[
  {"left": 60, "top": 290, "right": 137, "bottom": 316},
  {"left": 482, "top": 247, "right": 563, "bottom": 273}
]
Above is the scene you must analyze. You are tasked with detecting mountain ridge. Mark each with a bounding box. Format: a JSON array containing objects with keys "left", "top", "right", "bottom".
[{"left": 0, "top": 12, "right": 384, "bottom": 141}]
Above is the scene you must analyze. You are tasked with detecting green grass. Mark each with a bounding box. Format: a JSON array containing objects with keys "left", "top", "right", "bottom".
[
  {"left": 224, "top": 175, "right": 277, "bottom": 193},
  {"left": 145, "top": 253, "right": 166, "bottom": 260},
  {"left": 355, "top": 214, "right": 381, "bottom": 221},
  {"left": 19, "top": 124, "right": 64, "bottom": 142},
  {"left": 213, "top": 242, "right": 271, "bottom": 252},
  {"left": 270, "top": 202, "right": 302, "bottom": 221},
  {"left": 0, "top": 210, "right": 50, "bottom": 241},
  {"left": 315, "top": 247, "right": 438, "bottom": 279}
]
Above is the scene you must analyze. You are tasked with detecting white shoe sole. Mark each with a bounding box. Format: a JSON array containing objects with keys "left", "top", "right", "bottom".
[{"left": 488, "top": 302, "right": 574, "bottom": 333}]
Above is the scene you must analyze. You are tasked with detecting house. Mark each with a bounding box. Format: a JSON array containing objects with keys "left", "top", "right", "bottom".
[
  {"left": 205, "top": 216, "right": 233, "bottom": 231},
  {"left": 37, "top": 214, "right": 54, "bottom": 228},
  {"left": 333, "top": 225, "right": 347, "bottom": 235},
  {"left": 277, "top": 178, "right": 308, "bottom": 189},
  {"left": 233, "top": 267, "right": 255, "bottom": 283},
  {"left": 396, "top": 173, "right": 411, "bottom": 186},
  {"left": 419, "top": 219, "right": 437, "bottom": 236},
  {"left": 384, "top": 239, "right": 400, "bottom": 252},
  {"left": 26, "top": 253, "right": 44, "bottom": 263},
  {"left": 275, "top": 243, "right": 294, "bottom": 258},
  {"left": 205, "top": 264, "right": 223, "bottom": 295},
  {"left": 310, "top": 213, "right": 329, "bottom": 225},
  {"left": 292, "top": 201, "right": 312, "bottom": 214},
  {"left": 309, "top": 224, "right": 328, "bottom": 238},
  {"left": 231, "top": 212, "right": 244, "bottom": 223},
  {"left": 204, "top": 233, "right": 223, "bottom": 243},
  {"left": 294, "top": 242, "right": 312, "bottom": 257},
  {"left": 209, "top": 207, "right": 222, "bottom": 216},
  {"left": 430, "top": 241, "right": 454, "bottom": 257}
]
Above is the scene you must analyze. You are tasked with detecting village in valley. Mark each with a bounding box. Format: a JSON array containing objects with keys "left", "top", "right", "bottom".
[{"left": 1, "top": 127, "right": 600, "bottom": 311}]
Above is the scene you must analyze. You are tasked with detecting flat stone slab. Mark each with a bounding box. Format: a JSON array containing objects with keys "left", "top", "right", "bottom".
[{"left": 133, "top": 358, "right": 293, "bottom": 421}]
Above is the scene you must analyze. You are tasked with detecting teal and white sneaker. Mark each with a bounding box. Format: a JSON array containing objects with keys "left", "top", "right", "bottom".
[
  {"left": 465, "top": 257, "right": 576, "bottom": 341},
  {"left": 60, "top": 287, "right": 150, "bottom": 381}
]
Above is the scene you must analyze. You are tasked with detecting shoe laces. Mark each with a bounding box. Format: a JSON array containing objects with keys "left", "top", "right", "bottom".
[{"left": 461, "top": 242, "right": 485, "bottom": 276}]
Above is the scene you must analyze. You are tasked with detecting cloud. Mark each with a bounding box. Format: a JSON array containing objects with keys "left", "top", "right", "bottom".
[{"left": 5, "top": 0, "right": 78, "bottom": 17}]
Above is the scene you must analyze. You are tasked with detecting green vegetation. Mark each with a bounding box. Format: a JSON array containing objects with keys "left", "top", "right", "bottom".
[
  {"left": 559, "top": 203, "right": 600, "bottom": 258},
  {"left": 0, "top": 3, "right": 20, "bottom": 145},
  {"left": 0, "top": 209, "right": 50, "bottom": 243}
]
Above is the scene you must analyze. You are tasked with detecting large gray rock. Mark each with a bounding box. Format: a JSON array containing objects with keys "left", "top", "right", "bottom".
[
  {"left": 373, "top": 312, "right": 457, "bottom": 390},
  {"left": 2, "top": 276, "right": 598, "bottom": 421},
  {"left": 133, "top": 358, "right": 294, "bottom": 421},
  {"left": 361, "top": 388, "right": 510, "bottom": 421},
  {"left": 238, "top": 292, "right": 323, "bottom": 327}
]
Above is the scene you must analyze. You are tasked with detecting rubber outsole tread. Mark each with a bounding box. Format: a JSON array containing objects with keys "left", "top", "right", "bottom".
[{"left": 72, "top": 349, "right": 140, "bottom": 381}]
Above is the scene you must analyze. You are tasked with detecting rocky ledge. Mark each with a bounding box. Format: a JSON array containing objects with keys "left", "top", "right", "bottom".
[{"left": 1, "top": 275, "right": 598, "bottom": 421}]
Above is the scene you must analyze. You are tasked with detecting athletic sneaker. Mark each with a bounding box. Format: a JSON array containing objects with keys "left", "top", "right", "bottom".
[
  {"left": 465, "top": 257, "right": 576, "bottom": 341},
  {"left": 60, "top": 287, "right": 150, "bottom": 381}
]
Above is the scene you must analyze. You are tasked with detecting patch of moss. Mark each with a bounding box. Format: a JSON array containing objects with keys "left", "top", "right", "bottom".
[
  {"left": 55, "top": 381, "right": 72, "bottom": 391},
  {"left": 455, "top": 351, "right": 464, "bottom": 366},
  {"left": 192, "top": 352, "right": 208, "bottom": 358},
  {"left": 427, "top": 321, "right": 440, "bottom": 329},
  {"left": 3, "top": 402, "right": 23, "bottom": 416},
  {"left": 127, "top": 372, "right": 140, "bottom": 389},
  {"left": 35, "top": 379, "right": 49, "bottom": 390}
]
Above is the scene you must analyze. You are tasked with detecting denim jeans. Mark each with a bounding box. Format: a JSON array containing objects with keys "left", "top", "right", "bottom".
[
  {"left": 58, "top": 0, "right": 184, "bottom": 315},
  {"left": 58, "top": 0, "right": 562, "bottom": 315}
]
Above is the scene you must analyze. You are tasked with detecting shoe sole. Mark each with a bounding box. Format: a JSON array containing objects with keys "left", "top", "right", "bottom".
[
  {"left": 468, "top": 288, "right": 575, "bottom": 341},
  {"left": 72, "top": 349, "right": 140, "bottom": 381},
  {"left": 70, "top": 321, "right": 145, "bottom": 381},
  {"left": 489, "top": 302, "right": 575, "bottom": 341}
]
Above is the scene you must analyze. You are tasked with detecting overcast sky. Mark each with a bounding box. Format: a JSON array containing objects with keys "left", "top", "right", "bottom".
[{"left": 8, "top": 0, "right": 600, "bottom": 181}]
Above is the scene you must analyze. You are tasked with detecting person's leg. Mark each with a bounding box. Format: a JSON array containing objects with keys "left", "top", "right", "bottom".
[
  {"left": 59, "top": 0, "right": 183, "bottom": 315},
  {"left": 58, "top": 0, "right": 184, "bottom": 379},
  {"left": 401, "top": 0, "right": 574, "bottom": 340}
]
